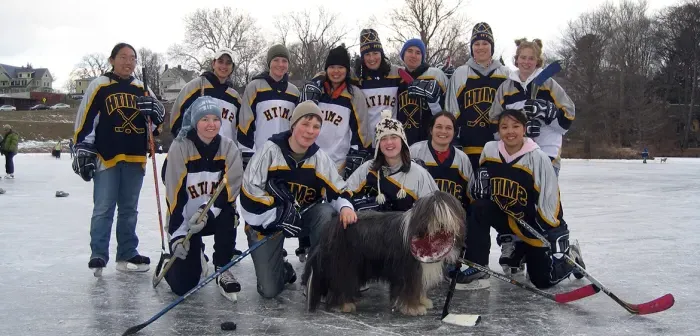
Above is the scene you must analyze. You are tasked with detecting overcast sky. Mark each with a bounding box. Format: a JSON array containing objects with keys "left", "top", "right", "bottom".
[{"left": 0, "top": 0, "right": 676, "bottom": 91}]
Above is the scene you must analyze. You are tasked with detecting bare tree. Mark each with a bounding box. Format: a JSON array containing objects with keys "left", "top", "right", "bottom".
[
  {"left": 134, "top": 48, "right": 164, "bottom": 97},
  {"left": 274, "top": 7, "right": 348, "bottom": 81},
  {"left": 386, "top": 0, "right": 470, "bottom": 66},
  {"left": 72, "top": 53, "right": 110, "bottom": 79},
  {"left": 167, "top": 7, "right": 266, "bottom": 88}
]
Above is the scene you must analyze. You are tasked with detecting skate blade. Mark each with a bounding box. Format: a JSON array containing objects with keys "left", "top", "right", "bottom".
[
  {"left": 116, "top": 262, "right": 150, "bottom": 272},
  {"left": 442, "top": 313, "right": 481, "bottom": 327},
  {"left": 455, "top": 279, "right": 490, "bottom": 291},
  {"left": 91, "top": 267, "right": 103, "bottom": 277},
  {"left": 218, "top": 286, "right": 238, "bottom": 303}
]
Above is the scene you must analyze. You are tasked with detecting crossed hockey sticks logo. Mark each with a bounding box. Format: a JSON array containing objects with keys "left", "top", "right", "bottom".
[
  {"left": 114, "top": 108, "right": 145, "bottom": 134},
  {"left": 467, "top": 105, "right": 490, "bottom": 128}
]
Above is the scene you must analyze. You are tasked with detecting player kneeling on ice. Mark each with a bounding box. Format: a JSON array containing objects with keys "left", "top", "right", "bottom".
[
  {"left": 163, "top": 96, "right": 244, "bottom": 302},
  {"left": 461, "top": 109, "right": 585, "bottom": 290},
  {"left": 239, "top": 101, "right": 357, "bottom": 299}
]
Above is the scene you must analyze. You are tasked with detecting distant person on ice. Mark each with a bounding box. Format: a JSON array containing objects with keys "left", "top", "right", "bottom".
[
  {"left": 52, "top": 141, "right": 62, "bottom": 159},
  {"left": 461, "top": 109, "right": 586, "bottom": 290},
  {"left": 642, "top": 147, "right": 649, "bottom": 163},
  {"left": 72, "top": 42, "right": 165, "bottom": 276},
  {"left": 164, "top": 96, "right": 244, "bottom": 301},
  {"left": 0, "top": 124, "right": 18, "bottom": 179}
]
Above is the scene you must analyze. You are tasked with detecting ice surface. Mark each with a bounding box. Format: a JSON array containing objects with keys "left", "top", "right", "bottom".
[{"left": 0, "top": 154, "right": 697, "bottom": 336}]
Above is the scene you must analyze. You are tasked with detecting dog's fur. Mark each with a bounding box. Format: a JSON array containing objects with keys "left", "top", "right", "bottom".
[{"left": 302, "top": 191, "right": 465, "bottom": 316}]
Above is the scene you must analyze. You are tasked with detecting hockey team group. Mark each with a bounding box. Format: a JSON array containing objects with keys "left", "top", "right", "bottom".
[{"left": 71, "top": 21, "right": 594, "bottom": 316}]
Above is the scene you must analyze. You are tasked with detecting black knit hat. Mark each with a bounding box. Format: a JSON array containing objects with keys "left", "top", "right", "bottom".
[
  {"left": 470, "top": 22, "right": 495, "bottom": 57},
  {"left": 360, "top": 28, "right": 384, "bottom": 56},
  {"left": 325, "top": 44, "right": 351, "bottom": 71}
]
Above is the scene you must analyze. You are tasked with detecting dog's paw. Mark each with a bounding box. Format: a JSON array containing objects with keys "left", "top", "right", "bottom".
[
  {"left": 420, "top": 296, "right": 433, "bottom": 309},
  {"left": 340, "top": 302, "right": 356, "bottom": 313},
  {"left": 399, "top": 303, "right": 427, "bottom": 316}
]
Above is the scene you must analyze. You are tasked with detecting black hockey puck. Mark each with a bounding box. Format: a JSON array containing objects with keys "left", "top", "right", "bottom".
[{"left": 221, "top": 321, "right": 236, "bottom": 331}]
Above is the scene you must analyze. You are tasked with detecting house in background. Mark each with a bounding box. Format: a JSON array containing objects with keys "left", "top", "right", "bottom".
[
  {"left": 74, "top": 77, "right": 96, "bottom": 95},
  {"left": 0, "top": 63, "right": 53, "bottom": 94},
  {"left": 160, "top": 64, "right": 196, "bottom": 102}
]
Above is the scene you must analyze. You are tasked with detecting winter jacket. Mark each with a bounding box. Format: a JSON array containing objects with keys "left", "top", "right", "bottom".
[{"left": 0, "top": 130, "right": 19, "bottom": 153}]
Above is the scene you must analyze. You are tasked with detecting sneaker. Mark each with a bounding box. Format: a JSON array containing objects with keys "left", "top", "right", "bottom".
[
  {"left": 284, "top": 261, "right": 297, "bottom": 284},
  {"left": 497, "top": 234, "right": 526, "bottom": 275},
  {"left": 455, "top": 265, "right": 490, "bottom": 290},
  {"left": 4, "top": 174, "right": 14, "bottom": 179},
  {"left": 116, "top": 255, "right": 150, "bottom": 272},
  {"left": 295, "top": 247, "right": 307, "bottom": 263},
  {"left": 88, "top": 257, "right": 106, "bottom": 277},
  {"left": 569, "top": 240, "right": 585, "bottom": 279},
  {"left": 216, "top": 267, "right": 240, "bottom": 302}
]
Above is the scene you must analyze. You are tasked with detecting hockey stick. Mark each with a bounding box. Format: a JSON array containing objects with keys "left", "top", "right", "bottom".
[
  {"left": 511, "top": 215, "right": 675, "bottom": 315},
  {"left": 440, "top": 251, "right": 480, "bottom": 327},
  {"left": 152, "top": 173, "right": 229, "bottom": 288},
  {"left": 458, "top": 258, "right": 599, "bottom": 303},
  {"left": 124, "top": 231, "right": 282, "bottom": 336},
  {"left": 142, "top": 67, "right": 171, "bottom": 281},
  {"left": 531, "top": 60, "right": 562, "bottom": 99}
]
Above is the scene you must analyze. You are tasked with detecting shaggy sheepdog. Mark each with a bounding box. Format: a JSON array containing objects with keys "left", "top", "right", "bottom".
[{"left": 303, "top": 191, "right": 465, "bottom": 316}]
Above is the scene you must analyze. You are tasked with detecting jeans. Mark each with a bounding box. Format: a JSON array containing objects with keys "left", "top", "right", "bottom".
[
  {"left": 246, "top": 203, "right": 335, "bottom": 298},
  {"left": 89, "top": 161, "right": 145, "bottom": 263},
  {"left": 2, "top": 151, "right": 15, "bottom": 174}
]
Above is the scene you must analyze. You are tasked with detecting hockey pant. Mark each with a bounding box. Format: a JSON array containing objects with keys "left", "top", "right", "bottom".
[
  {"left": 464, "top": 199, "right": 574, "bottom": 289},
  {"left": 165, "top": 207, "right": 236, "bottom": 295},
  {"left": 244, "top": 203, "right": 335, "bottom": 298}
]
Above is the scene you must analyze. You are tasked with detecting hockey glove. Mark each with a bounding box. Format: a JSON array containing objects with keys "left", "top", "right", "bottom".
[
  {"left": 136, "top": 96, "right": 165, "bottom": 126},
  {"left": 439, "top": 62, "right": 455, "bottom": 79},
  {"left": 352, "top": 195, "right": 393, "bottom": 212},
  {"left": 544, "top": 225, "right": 570, "bottom": 259},
  {"left": 524, "top": 99, "right": 559, "bottom": 125},
  {"left": 526, "top": 119, "right": 542, "bottom": 138},
  {"left": 265, "top": 178, "right": 302, "bottom": 238},
  {"left": 344, "top": 147, "right": 374, "bottom": 179},
  {"left": 71, "top": 142, "right": 98, "bottom": 182},
  {"left": 407, "top": 79, "right": 441, "bottom": 104},
  {"left": 170, "top": 237, "right": 190, "bottom": 260},
  {"left": 188, "top": 204, "right": 213, "bottom": 235},
  {"left": 299, "top": 79, "right": 323, "bottom": 104},
  {"left": 470, "top": 167, "right": 492, "bottom": 200}
]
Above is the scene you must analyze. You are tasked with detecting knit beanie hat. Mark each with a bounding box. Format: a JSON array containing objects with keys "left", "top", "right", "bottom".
[
  {"left": 373, "top": 109, "right": 410, "bottom": 205},
  {"left": 267, "top": 44, "right": 290, "bottom": 68},
  {"left": 290, "top": 100, "right": 323, "bottom": 128},
  {"left": 176, "top": 96, "right": 221, "bottom": 140},
  {"left": 400, "top": 38, "right": 426, "bottom": 64},
  {"left": 360, "top": 28, "right": 384, "bottom": 57},
  {"left": 470, "top": 22, "right": 495, "bottom": 57},
  {"left": 325, "top": 44, "right": 351, "bottom": 71}
]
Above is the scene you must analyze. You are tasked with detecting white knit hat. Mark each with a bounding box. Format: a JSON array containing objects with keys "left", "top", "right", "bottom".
[{"left": 373, "top": 109, "right": 409, "bottom": 205}]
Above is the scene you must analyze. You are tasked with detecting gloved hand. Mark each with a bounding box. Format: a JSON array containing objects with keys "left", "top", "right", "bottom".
[
  {"left": 407, "top": 79, "right": 441, "bottom": 104},
  {"left": 188, "top": 204, "right": 213, "bottom": 234},
  {"left": 71, "top": 142, "right": 98, "bottom": 182},
  {"left": 136, "top": 96, "right": 165, "bottom": 126},
  {"left": 544, "top": 226, "right": 570, "bottom": 259},
  {"left": 526, "top": 119, "right": 541, "bottom": 138},
  {"left": 299, "top": 79, "right": 323, "bottom": 104},
  {"left": 470, "top": 167, "right": 491, "bottom": 200},
  {"left": 249, "top": 203, "right": 302, "bottom": 238},
  {"left": 170, "top": 237, "right": 190, "bottom": 260},
  {"left": 524, "top": 99, "right": 559, "bottom": 125}
]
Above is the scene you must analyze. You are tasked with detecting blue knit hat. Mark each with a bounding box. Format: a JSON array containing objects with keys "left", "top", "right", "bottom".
[
  {"left": 176, "top": 96, "right": 221, "bottom": 140},
  {"left": 400, "top": 38, "right": 426, "bottom": 64}
]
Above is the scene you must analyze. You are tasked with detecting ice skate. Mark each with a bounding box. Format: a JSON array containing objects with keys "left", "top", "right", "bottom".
[
  {"left": 455, "top": 265, "right": 490, "bottom": 290},
  {"left": 569, "top": 240, "right": 585, "bottom": 279},
  {"left": 498, "top": 234, "right": 526, "bottom": 276},
  {"left": 88, "top": 257, "right": 106, "bottom": 277},
  {"left": 216, "top": 267, "right": 240, "bottom": 302},
  {"left": 116, "top": 255, "right": 150, "bottom": 273},
  {"left": 4, "top": 174, "right": 14, "bottom": 179},
  {"left": 284, "top": 260, "right": 297, "bottom": 284},
  {"left": 295, "top": 246, "right": 307, "bottom": 263}
]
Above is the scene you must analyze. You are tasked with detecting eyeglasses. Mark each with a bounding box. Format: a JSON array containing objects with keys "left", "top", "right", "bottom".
[{"left": 117, "top": 55, "right": 137, "bottom": 63}]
